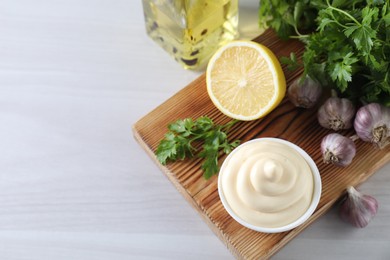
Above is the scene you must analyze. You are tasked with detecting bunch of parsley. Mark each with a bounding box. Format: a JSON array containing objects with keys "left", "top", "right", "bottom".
[
  {"left": 259, "top": 0, "right": 390, "bottom": 105},
  {"left": 156, "top": 117, "right": 240, "bottom": 179}
]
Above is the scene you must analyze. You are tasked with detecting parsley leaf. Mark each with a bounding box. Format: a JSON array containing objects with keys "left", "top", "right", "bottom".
[
  {"left": 280, "top": 52, "right": 300, "bottom": 70},
  {"left": 155, "top": 116, "right": 240, "bottom": 179},
  {"left": 260, "top": 0, "right": 390, "bottom": 105}
]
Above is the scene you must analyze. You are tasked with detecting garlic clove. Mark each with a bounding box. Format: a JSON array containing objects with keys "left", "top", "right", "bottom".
[
  {"left": 354, "top": 103, "right": 390, "bottom": 149},
  {"left": 339, "top": 186, "right": 378, "bottom": 228},
  {"left": 288, "top": 75, "right": 322, "bottom": 108},
  {"left": 321, "top": 133, "right": 356, "bottom": 167},
  {"left": 318, "top": 97, "right": 356, "bottom": 131}
]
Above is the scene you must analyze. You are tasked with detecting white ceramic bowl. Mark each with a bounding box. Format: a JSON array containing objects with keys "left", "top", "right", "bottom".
[{"left": 218, "top": 138, "right": 322, "bottom": 233}]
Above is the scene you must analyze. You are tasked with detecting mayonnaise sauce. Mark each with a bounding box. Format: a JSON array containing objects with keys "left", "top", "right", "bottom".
[{"left": 220, "top": 139, "right": 314, "bottom": 228}]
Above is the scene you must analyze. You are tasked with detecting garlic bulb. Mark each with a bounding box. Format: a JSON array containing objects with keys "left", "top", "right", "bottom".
[
  {"left": 354, "top": 103, "right": 390, "bottom": 149},
  {"left": 339, "top": 186, "right": 378, "bottom": 228},
  {"left": 317, "top": 97, "right": 355, "bottom": 131},
  {"left": 321, "top": 133, "right": 356, "bottom": 167},
  {"left": 288, "top": 75, "right": 322, "bottom": 108}
]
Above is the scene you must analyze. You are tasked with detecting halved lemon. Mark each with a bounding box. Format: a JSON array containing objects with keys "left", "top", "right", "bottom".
[{"left": 206, "top": 41, "right": 286, "bottom": 121}]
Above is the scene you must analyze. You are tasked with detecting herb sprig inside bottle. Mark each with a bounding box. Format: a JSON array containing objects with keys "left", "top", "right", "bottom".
[{"left": 155, "top": 116, "right": 240, "bottom": 179}]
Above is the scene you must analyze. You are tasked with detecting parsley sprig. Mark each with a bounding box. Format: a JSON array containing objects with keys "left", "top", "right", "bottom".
[
  {"left": 259, "top": 0, "right": 390, "bottom": 106},
  {"left": 155, "top": 116, "right": 240, "bottom": 179}
]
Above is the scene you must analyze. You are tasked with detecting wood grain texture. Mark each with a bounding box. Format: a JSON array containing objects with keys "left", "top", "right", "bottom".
[{"left": 133, "top": 29, "right": 390, "bottom": 259}]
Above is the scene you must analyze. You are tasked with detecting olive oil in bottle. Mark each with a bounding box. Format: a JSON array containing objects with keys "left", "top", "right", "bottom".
[{"left": 142, "top": 0, "right": 238, "bottom": 70}]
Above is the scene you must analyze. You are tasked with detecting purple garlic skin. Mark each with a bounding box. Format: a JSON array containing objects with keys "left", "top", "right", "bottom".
[
  {"left": 321, "top": 133, "right": 356, "bottom": 167},
  {"left": 318, "top": 97, "right": 355, "bottom": 131},
  {"left": 354, "top": 103, "right": 390, "bottom": 149},
  {"left": 288, "top": 75, "right": 322, "bottom": 108},
  {"left": 339, "top": 186, "right": 378, "bottom": 228}
]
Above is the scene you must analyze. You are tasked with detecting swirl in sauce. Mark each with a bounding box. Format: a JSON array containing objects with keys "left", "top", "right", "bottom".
[{"left": 220, "top": 139, "right": 314, "bottom": 228}]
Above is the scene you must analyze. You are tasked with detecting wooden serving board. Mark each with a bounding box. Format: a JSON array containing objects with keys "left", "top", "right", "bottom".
[{"left": 133, "top": 29, "right": 390, "bottom": 259}]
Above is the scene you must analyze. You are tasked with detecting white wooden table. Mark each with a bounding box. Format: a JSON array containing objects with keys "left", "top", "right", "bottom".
[{"left": 1, "top": 1, "right": 389, "bottom": 259}]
